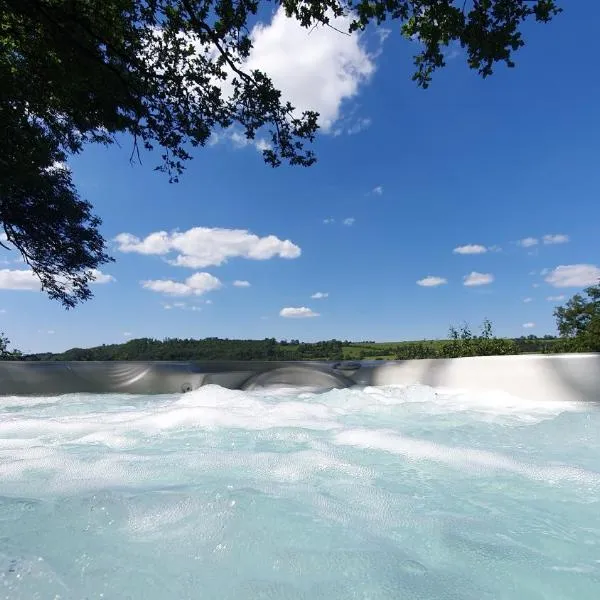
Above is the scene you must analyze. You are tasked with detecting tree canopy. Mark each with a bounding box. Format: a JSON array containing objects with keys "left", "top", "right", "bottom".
[
  {"left": 553, "top": 284, "right": 600, "bottom": 352},
  {"left": 0, "top": 330, "right": 21, "bottom": 359},
  {"left": 1, "top": 0, "right": 561, "bottom": 307}
]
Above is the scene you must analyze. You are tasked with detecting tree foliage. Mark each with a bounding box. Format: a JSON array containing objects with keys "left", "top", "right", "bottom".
[
  {"left": 1, "top": 0, "right": 561, "bottom": 305},
  {"left": 0, "top": 331, "right": 21, "bottom": 359},
  {"left": 21, "top": 320, "right": 573, "bottom": 362},
  {"left": 553, "top": 284, "right": 600, "bottom": 352}
]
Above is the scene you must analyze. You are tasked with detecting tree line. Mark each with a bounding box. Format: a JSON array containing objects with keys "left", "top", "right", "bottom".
[{"left": 2, "top": 284, "right": 598, "bottom": 361}]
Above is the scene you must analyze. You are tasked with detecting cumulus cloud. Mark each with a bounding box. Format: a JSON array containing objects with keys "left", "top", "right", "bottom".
[
  {"left": 142, "top": 272, "right": 222, "bottom": 296},
  {"left": 0, "top": 268, "right": 114, "bottom": 291},
  {"left": 518, "top": 237, "right": 538, "bottom": 248},
  {"left": 89, "top": 269, "right": 116, "bottom": 284},
  {"left": 522, "top": 322, "right": 535, "bottom": 329},
  {"left": 546, "top": 295, "right": 565, "bottom": 302},
  {"left": 227, "top": 130, "right": 272, "bottom": 154},
  {"left": 233, "top": 280, "right": 251, "bottom": 287},
  {"left": 416, "top": 276, "right": 447, "bottom": 287},
  {"left": 115, "top": 227, "right": 301, "bottom": 269},
  {"left": 244, "top": 7, "right": 376, "bottom": 132},
  {"left": 279, "top": 307, "right": 320, "bottom": 318},
  {"left": 543, "top": 234, "right": 569, "bottom": 245},
  {"left": 372, "top": 185, "right": 383, "bottom": 196},
  {"left": 311, "top": 292, "right": 329, "bottom": 299},
  {"left": 463, "top": 272, "right": 494, "bottom": 286},
  {"left": 523, "top": 297, "right": 533, "bottom": 303},
  {"left": 544, "top": 264, "right": 600, "bottom": 288},
  {"left": 343, "top": 217, "right": 355, "bottom": 226},
  {"left": 0, "top": 269, "right": 40, "bottom": 291},
  {"left": 323, "top": 218, "right": 335, "bottom": 224},
  {"left": 453, "top": 244, "right": 487, "bottom": 255}
]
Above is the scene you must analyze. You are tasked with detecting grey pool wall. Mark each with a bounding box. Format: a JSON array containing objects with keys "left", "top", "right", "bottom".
[{"left": 0, "top": 354, "right": 598, "bottom": 402}]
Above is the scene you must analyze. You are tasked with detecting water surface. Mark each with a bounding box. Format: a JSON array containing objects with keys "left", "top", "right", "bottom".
[{"left": 1, "top": 384, "right": 599, "bottom": 599}]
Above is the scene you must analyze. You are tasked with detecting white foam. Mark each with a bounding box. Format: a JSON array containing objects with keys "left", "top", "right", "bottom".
[
  {"left": 333, "top": 428, "right": 600, "bottom": 487},
  {"left": 0, "top": 384, "right": 595, "bottom": 497}
]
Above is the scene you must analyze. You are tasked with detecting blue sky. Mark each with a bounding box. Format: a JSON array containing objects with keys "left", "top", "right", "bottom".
[{"left": 2, "top": 4, "right": 599, "bottom": 353}]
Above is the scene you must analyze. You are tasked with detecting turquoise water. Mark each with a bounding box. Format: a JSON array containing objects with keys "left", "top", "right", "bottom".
[{"left": 1, "top": 384, "right": 599, "bottom": 599}]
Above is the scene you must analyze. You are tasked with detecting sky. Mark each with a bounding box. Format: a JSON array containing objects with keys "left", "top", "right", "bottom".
[{"left": 2, "top": 4, "right": 600, "bottom": 354}]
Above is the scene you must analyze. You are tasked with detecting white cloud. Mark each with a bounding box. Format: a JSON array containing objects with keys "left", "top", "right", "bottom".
[
  {"left": 546, "top": 295, "right": 565, "bottom": 302},
  {"left": 115, "top": 227, "right": 301, "bottom": 269},
  {"left": 233, "top": 280, "right": 251, "bottom": 287},
  {"left": 334, "top": 115, "right": 373, "bottom": 136},
  {"left": 205, "top": 299, "right": 213, "bottom": 305},
  {"left": 228, "top": 130, "right": 272, "bottom": 153},
  {"left": 544, "top": 264, "right": 600, "bottom": 288},
  {"left": 543, "top": 234, "right": 569, "bottom": 245},
  {"left": 0, "top": 268, "right": 115, "bottom": 292},
  {"left": 416, "top": 276, "right": 447, "bottom": 287},
  {"left": 323, "top": 218, "right": 335, "bottom": 224},
  {"left": 372, "top": 185, "right": 383, "bottom": 196},
  {"left": 0, "top": 309, "right": 6, "bottom": 314},
  {"left": 38, "top": 329, "right": 55, "bottom": 334},
  {"left": 89, "top": 268, "right": 116, "bottom": 284},
  {"left": 453, "top": 244, "right": 487, "bottom": 255},
  {"left": 123, "top": 332, "right": 133, "bottom": 337},
  {"left": 148, "top": 11, "right": 381, "bottom": 154},
  {"left": 44, "top": 161, "right": 70, "bottom": 174},
  {"left": 114, "top": 231, "right": 170, "bottom": 255},
  {"left": 518, "top": 237, "right": 538, "bottom": 248},
  {"left": 311, "top": 292, "right": 329, "bottom": 299},
  {"left": 522, "top": 322, "right": 535, "bottom": 329},
  {"left": 343, "top": 217, "right": 355, "bottom": 226},
  {"left": 488, "top": 245, "right": 502, "bottom": 253},
  {"left": 346, "top": 117, "right": 372, "bottom": 135},
  {"left": 245, "top": 7, "right": 377, "bottom": 132},
  {"left": 164, "top": 301, "right": 203, "bottom": 311},
  {"left": 279, "top": 306, "right": 320, "bottom": 318},
  {"left": 523, "top": 297, "right": 533, "bottom": 303},
  {"left": 532, "top": 283, "right": 540, "bottom": 288},
  {"left": 142, "top": 272, "right": 222, "bottom": 296},
  {"left": 463, "top": 272, "right": 494, "bottom": 286},
  {"left": 0, "top": 269, "right": 40, "bottom": 291}
]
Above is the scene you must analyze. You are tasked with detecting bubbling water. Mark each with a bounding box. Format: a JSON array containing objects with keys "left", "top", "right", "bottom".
[{"left": 1, "top": 384, "right": 599, "bottom": 599}]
